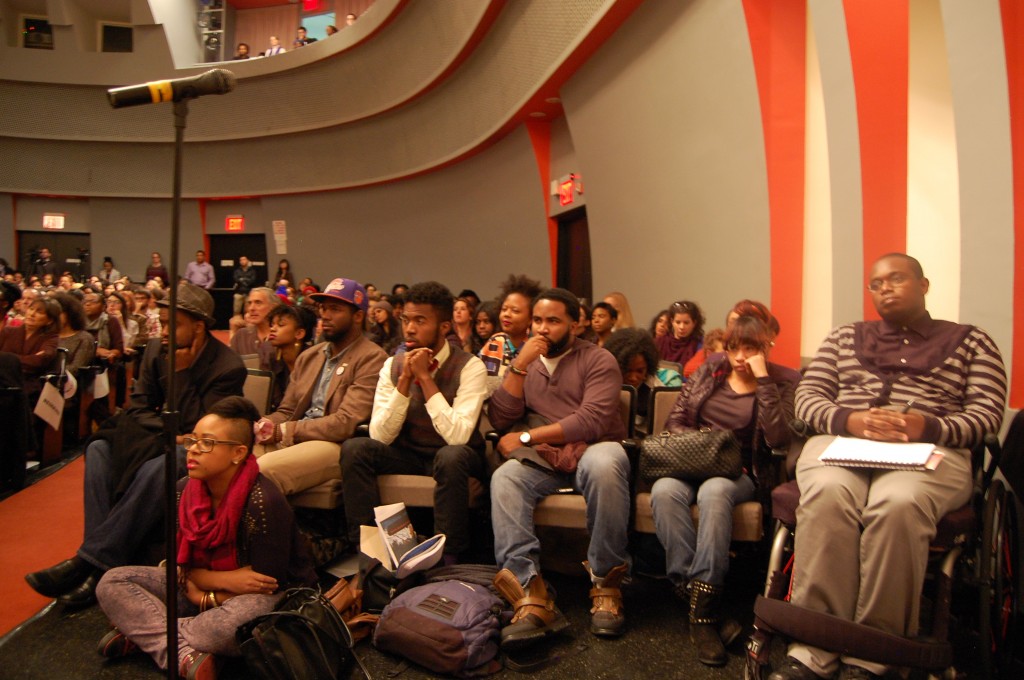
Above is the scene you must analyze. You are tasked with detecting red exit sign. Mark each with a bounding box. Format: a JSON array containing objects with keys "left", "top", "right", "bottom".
[
  {"left": 558, "top": 180, "right": 575, "bottom": 206},
  {"left": 225, "top": 215, "right": 245, "bottom": 232}
]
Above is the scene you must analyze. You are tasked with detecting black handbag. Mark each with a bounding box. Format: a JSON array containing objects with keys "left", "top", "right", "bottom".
[
  {"left": 237, "top": 587, "right": 355, "bottom": 680},
  {"left": 639, "top": 428, "right": 743, "bottom": 483}
]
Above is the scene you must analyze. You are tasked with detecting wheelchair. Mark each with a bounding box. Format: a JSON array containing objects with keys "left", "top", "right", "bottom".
[{"left": 744, "top": 416, "right": 1021, "bottom": 679}]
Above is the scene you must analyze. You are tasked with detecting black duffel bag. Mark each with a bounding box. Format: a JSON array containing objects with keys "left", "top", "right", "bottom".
[{"left": 237, "top": 587, "right": 355, "bottom": 680}]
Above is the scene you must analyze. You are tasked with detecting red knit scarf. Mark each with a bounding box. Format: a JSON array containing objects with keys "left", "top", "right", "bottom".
[{"left": 177, "top": 455, "right": 260, "bottom": 571}]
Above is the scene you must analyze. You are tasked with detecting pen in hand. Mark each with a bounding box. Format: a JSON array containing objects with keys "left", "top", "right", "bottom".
[{"left": 900, "top": 400, "right": 914, "bottom": 414}]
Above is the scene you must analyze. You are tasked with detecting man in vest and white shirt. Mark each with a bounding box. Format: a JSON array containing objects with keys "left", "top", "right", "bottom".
[{"left": 340, "top": 281, "right": 487, "bottom": 564}]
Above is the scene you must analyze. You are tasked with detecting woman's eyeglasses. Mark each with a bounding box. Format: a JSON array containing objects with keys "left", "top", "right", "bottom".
[{"left": 183, "top": 436, "right": 244, "bottom": 453}]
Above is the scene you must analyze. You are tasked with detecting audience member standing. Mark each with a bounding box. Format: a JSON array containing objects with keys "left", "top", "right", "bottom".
[
  {"left": 31, "top": 247, "right": 60, "bottom": 281},
  {"left": 265, "top": 36, "right": 286, "bottom": 56},
  {"left": 295, "top": 26, "right": 316, "bottom": 46},
  {"left": 184, "top": 250, "right": 215, "bottom": 290},
  {"left": 144, "top": 252, "right": 169, "bottom": 288},
  {"left": 232, "top": 256, "right": 258, "bottom": 316}
]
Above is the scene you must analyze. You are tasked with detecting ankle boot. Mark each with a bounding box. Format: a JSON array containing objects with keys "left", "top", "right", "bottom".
[
  {"left": 688, "top": 580, "right": 726, "bottom": 666},
  {"left": 493, "top": 568, "right": 568, "bottom": 651},
  {"left": 584, "top": 561, "right": 627, "bottom": 637}
]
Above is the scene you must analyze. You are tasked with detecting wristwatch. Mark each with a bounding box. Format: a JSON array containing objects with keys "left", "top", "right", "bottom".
[{"left": 519, "top": 431, "right": 532, "bottom": 446}]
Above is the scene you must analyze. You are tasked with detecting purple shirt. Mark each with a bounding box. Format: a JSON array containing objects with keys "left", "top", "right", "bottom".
[{"left": 489, "top": 339, "right": 626, "bottom": 444}]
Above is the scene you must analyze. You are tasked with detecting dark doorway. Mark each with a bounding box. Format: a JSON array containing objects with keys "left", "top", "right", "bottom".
[
  {"left": 556, "top": 207, "right": 592, "bottom": 303},
  {"left": 16, "top": 231, "right": 92, "bottom": 283},
  {"left": 207, "top": 234, "right": 268, "bottom": 329}
]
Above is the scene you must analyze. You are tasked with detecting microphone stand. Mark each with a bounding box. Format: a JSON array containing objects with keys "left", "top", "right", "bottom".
[{"left": 161, "top": 98, "right": 187, "bottom": 680}]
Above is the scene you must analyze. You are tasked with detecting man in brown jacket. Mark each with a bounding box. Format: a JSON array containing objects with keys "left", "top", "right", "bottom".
[{"left": 254, "top": 278, "right": 387, "bottom": 507}]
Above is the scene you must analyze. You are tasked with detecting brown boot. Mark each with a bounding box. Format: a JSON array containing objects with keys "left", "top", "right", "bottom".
[
  {"left": 688, "top": 580, "right": 726, "bottom": 666},
  {"left": 493, "top": 568, "right": 568, "bottom": 650},
  {"left": 585, "top": 561, "right": 627, "bottom": 637}
]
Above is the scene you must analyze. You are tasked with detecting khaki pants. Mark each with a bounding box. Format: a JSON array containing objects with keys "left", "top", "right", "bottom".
[
  {"left": 788, "top": 435, "right": 972, "bottom": 676},
  {"left": 255, "top": 439, "right": 343, "bottom": 501}
]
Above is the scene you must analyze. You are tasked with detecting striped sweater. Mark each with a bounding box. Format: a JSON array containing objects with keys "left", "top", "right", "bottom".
[{"left": 795, "top": 320, "right": 1006, "bottom": 449}]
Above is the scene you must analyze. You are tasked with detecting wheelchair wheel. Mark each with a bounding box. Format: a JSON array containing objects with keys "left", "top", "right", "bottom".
[{"left": 978, "top": 480, "right": 1019, "bottom": 677}]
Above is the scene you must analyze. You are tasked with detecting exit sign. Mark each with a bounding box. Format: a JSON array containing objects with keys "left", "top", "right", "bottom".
[
  {"left": 225, "top": 215, "right": 245, "bottom": 232},
  {"left": 558, "top": 180, "right": 575, "bottom": 206}
]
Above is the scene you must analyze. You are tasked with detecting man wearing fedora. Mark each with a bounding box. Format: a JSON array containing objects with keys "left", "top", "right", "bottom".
[
  {"left": 254, "top": 278, "right": 387, "bottom": 508},
  {"left": 25, "top": 282, "right": 246, "bottom": 607}
]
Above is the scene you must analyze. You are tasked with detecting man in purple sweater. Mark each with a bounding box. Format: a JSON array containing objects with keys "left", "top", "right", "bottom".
[{"left": 488, "top": 287, "right": 631, "bottom": 650}]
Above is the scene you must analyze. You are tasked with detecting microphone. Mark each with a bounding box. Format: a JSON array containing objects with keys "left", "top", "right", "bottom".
[{"left": 107, "top": 69, "right": 236, "bottom": 108}]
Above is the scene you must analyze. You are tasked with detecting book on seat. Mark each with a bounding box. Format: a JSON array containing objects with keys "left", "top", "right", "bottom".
[
  {"left": 372, "top": 502, "right": 446, "bottom": 578},
  {"left": 818, "top": 436, "right": 944, "bottom": 471}
]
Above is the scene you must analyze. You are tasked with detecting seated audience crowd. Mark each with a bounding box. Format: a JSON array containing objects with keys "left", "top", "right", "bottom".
[{"left": 3, "top": 252, "right": 1011, "bottom": 680}]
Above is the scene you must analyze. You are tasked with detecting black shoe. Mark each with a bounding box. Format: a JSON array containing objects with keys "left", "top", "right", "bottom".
[
  {"left": 838, "top": 663, "right": 883, "bottom": 680},
  {"left": 58, "top": 571, "right": 102, "bottom": 608},
  {"left": 768, "top": 657, "right": 824, "bottom": 680},
  {"left": 25, "top": 557, "right": 93, "bottom": 598}
]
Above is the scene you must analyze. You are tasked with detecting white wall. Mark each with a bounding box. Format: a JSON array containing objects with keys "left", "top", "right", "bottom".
[{"left": 561, "top": 0, "right": 771, "bottom": 328}]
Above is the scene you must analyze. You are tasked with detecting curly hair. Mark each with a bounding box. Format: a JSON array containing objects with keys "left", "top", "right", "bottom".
[
  {"left": 603, "top": 328, "right": 658, "bottom": 379},
  {"left": 497, "top": 274, "right": 542, "bottom": 307},
  {"left": 268, "top": 304, "right": 318, "bottom": 350},
  {"left": 405, "top": 281, "right": 455, "bottom": 322},
  {"left": 670, "top": 300, "right": 705, "bottom": 340},
  {"left": 205, "top": 396, "right": 261, "bottom": 451}
]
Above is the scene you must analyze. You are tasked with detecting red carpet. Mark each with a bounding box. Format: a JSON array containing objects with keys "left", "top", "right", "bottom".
[{"left": 0, "top": 457, "right": 85, "bottom": 636}]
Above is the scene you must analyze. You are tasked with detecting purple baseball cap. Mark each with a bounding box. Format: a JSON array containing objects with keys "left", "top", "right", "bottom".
[{"left": 308, "top": 278, "right": 368, "bottom": 312}]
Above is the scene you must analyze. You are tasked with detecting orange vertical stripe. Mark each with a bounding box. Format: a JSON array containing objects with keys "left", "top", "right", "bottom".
[
  {"left": 525, "top": 120, "right": 558, "bottom": 285},
  {"left": 1001, "top": 0, "right": 1024, "bottom": 408},
  {"left": 742, "top": 0, "right": 807, "bottom": 367},
  {"left": 845, "top": 0, "right": 909, "bottom": 318}
]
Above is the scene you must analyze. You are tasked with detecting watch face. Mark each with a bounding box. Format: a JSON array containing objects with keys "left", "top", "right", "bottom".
[{"left": 520, "top": 432, "right": 530, "bottom": 444}]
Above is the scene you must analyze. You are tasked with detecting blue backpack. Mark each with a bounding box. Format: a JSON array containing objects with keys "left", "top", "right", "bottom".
[{"left": 373, "top": 579, "right": 503, "bottom": 677}]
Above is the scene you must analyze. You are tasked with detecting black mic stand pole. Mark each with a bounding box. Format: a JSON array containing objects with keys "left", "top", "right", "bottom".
[{"left": 162, "top": 98, "right": 188, "bottom": 680}]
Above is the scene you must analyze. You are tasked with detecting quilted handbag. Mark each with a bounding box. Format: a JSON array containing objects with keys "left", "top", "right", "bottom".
[{"left": 639, "top": 428, "right": 743, "bottom": 483}]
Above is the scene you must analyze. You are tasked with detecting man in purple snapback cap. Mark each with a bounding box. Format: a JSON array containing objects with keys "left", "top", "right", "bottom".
[{"left": 253, "top": 277, "right": 387, "bottom": 513}]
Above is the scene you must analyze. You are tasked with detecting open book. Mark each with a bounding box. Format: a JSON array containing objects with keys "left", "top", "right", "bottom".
[
  {"left": 373, "top": 502, "right": 446, "bottom": 578},
  {"left": 819, "top": 436, "right": 944, "bottom": 471}
]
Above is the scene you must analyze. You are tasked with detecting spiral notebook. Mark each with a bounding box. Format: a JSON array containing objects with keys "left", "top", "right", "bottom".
[{"left": 818, "top": 437, "right": 944, "bottom": 471}]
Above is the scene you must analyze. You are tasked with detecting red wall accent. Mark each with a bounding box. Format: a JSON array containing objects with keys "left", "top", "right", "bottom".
[
  {"left": 845, "top": 0, "right": 909, "bottom": 318},
  {"left": 525, "top": 121, "right": 557, "bottom": 285},
  {"left": 1001, "top": 0, "right": 1024, "bottom": 408},
  {"left": 742, "top": 0, "right": 806, "bottom": 368}
]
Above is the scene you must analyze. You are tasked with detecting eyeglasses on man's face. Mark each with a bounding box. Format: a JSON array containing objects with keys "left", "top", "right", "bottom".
[{"left": 867, "top": 272, "right": 913, "bottom": 292}]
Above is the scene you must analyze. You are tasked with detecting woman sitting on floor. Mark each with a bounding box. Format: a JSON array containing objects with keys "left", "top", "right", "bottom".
[
  {"left": 95, "top": 396, "right": 315, "bottom": 680},
  {"left": 651, "top": 316, "right": 794, "bottom": 667}
]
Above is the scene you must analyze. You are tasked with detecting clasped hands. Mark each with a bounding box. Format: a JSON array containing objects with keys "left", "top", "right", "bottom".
[{"left": 848, "top": 407, "right": 926, "bottom": 443}]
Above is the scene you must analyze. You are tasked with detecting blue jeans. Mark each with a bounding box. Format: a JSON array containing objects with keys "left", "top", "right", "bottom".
[
  {"left": 80, "top": 439, "right": 186, "bottom": 571},
  {"left": 650, "top": 474, "right": 756, "bottom": 587},
  {"left": 491, "top": 441, "right": 631, "bottom": 585}
]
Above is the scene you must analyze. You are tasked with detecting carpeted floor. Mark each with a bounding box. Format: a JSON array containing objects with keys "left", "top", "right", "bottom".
[{"left": 0, "top": 455, "right": 85, "bottom": 637}]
